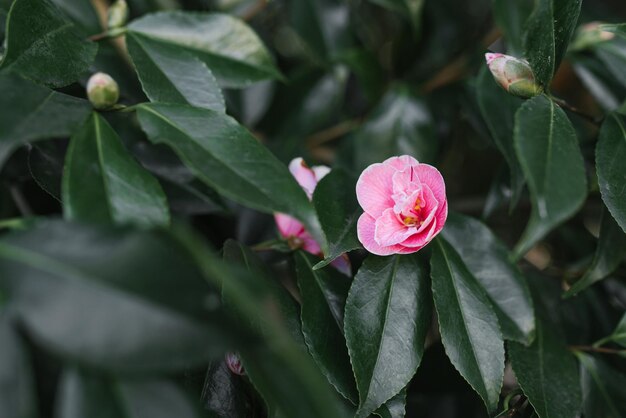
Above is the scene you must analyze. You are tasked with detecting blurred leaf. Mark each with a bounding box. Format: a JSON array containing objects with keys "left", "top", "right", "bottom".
[
  {"left": 599, "top": 312, "right": 626, "bottom": 348},
  {"left": 0, "top": 312, "right": 38, "bottom": 418},
  {"left": 136, "top": 103, "right": 325, "bottom": 249},
  {"left": 509, "top": 316, "right": 582, "bottom": 418},
  {"left": 476, "top": 66, "right": 525, "bottom": 208},
  {"left": 0, "top": 74, "right": 91, "bottom": 167},
  {"left": 289, "top": 0, "right": 351, "bottom": 61},
  {"left": 56, "top": 369, "right": 202, "bottom": 418},
  {"left": 295, "top": 251, "right": 358, "bottom": 403},
  {"left": 492, "top": 0, "right": 534, "bottom": 56},
  {"left": 127, "top": 33, "right": 225, "bottom": 111},
  {"left": 374, "top": 387, "right": 407, "bottom": 418},
  {"left": 50, "top": 0, "right": 101, "bottom": 34},
  {"left": 441, "top": 213, "right": 535, "bottom": 344},
  {"left": 368, "top": 0, "right": 425, "bottom": 32},
  {"left": 345, "top": 254, "right": 431, "bottom": 418},
  {"left": 430, "top": 238, "right": 505, "bottom": 413},
  {"left": 595, "top": 39, "right": 626, "bottom": 90},
  {"left": 27, "top": 141, "right": 66, "bottom": 201},
  {"left": 353, "top": 87, "right": 436, "bottom": 172},
  {"left": 313, "top": 168, "right": 361, "bottom": 269},
  {"left": 570, "top": 53, "right": 624, "bottom": 111},
  {"left": 564, "top": 210, "right": 626, "bottom": 297},
  {"left": 201, "top": 360, "right": 252, "bottom": 418},
  {"left": 63, "top": 113, "right": 170, "bottom": 227},
  {"left": 523, "top": 0, "right": 581, "bottom": 87},
  {"left": 600, "top": 23, "right": 626, "bottom": 39},
  {"left": 577, "top": 353, "right": 626, "bottom": 418},
  {"left": 176, "top": 228, "right": 347, "bottom": 418},
  {"left": 128, "top": 12, "right": 282, "bottom": 88},
  {"left": 0, "top": 221, "right": 242, "bottom": 373},
  {"left": 596, "top": 113, "right": 626, "bottom": 232},
  {"left": 0, "top": 0, "right": 97, "bottom": 87},
  {"left": 513, "top": 95, "right": 587, "bottom": 259}
]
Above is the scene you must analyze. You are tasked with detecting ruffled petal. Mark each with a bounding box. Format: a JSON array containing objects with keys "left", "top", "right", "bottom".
[
  {"left": 400, "top": 218, "right": 438, "bottom": 248},
  {"left": 275, "top": 213, "right": 304, "bottom": 238},
  {"left": 414, "top": 164, "right": 446, "bottom": 206},
  {"left": 375, "top": 208, "right": 417, "bottom": 247},
  {"left": 289, "top": 157, "right": 318, "bottom": 197},
  {"left": 357, "top": 213, "right": 415, "bottom": 256},
  {"left": 356, "top": 162, "right": 397, "bottom": 218},
  {"left": 312, "top": 165, "right": 331, "bottom": 182},
  {"left": 301, "top": 232, "right": 322, "bottom": 256},
  {"left": 383, "top": 155, "right": 419, "bottom": 171}
]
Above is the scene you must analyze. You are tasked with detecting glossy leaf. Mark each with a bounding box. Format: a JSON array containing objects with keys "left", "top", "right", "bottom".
[
  {"left": 0, "top": 312, "right": 38, "bottom": 418},
  {"left": 56, "top": 369, "right": 201, "bottom": 418},
  {"left": 596, "top": 113, "right": 626, "bottom": 232},
  {"left": 374, "top": 387, "right": 407, "bottom": 418},
  {"left": 136, "top": 103, "right": 324, "bottom": 248},
  {"left": 523, "top": 0, "right": 581, "bottom": 87},
  {"left": 513, "top": 95, "right": 587, "bottom": 259},
  {"left": 295, "top": 251, "right": 358, "bottom": 403},
  {"left": 345, "top": 254, "right": 431, "bottom": 417},
  {"left": 128, "top": 12, "right": 281, "bottom": 88},
  {"left": 441, "top": 213, "right": 535, "bottom": 344},
  {"left": 564, "top": 210, "right": 626, "bottom": 297},
  {"left": 577, "top": 353, "right": 626, "bottom": 418},
  {"left": 0, "top": 221, "right": 242, "bottom": 373},
  {"left": 353, "top": 87, "right": 437, "bottom": 172},
  {"left": 0, "top": 0, "right": 97, "bottom": 87},
  {"left": 0, "top": 74, "right": 91, "bottom": 167},
  {"left": 127, "top": 33, "right": 225, "bottom": 111},
  {"left": 62, "top": 113, "right": 169, "bottom": 227},
  {"left": 430, "top": 238, "right": 504, "bottom": 413},
  {"left": 201, "top": 359, "right": 252, "bottom": 418},
  {"left": 312, "top": 168, "right": 361, "bottom": 269},
  {"left": 476, "top": 66, "right": 525, "bottom": 208},
  {"left": 509, "top": 317, "right": 582, "bottom": 418}
]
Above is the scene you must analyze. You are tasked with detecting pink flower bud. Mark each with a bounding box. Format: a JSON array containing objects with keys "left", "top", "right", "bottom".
[
  {"left": 485, "top": 53, "right": 542, "bottom": 99},
  {"left": 570, "top": 22, "right": 615, "bottom": 51},
  {"left": 355, "top": 156, "right": 447, "bottom": 255},
  {"left": 86, "top": 72, "right": 119, "bottom": 110},
  {"left": 225, "top": 352, "right": 245, "bottom": 376}
]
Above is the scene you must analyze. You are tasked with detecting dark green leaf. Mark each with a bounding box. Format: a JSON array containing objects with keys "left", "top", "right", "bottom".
[
  {"left": 564, "top": 209, "right": 626, "bottom": 297},
  {"left": 0, "top": 74, "right": 91, "bottom": 167},
  {"left": 201, "top": 360, "right": 252, "bottom": 418},
  {"left": 570, "top": 53, "right": 624, "bottom": 111},
  {"left": 295, "top": 251, "right": 358, "bottom": 403},
  {"left": 596, "top": 113, "right": 626, "bottom": 232},
  {"left": 50, "top": 0, "right": 101, "bottom": 34},
  {"left": 513, "top": 95, "right": 587, "bottom": 259},
  {"left": 56, "top": 369, "right": 201, "bottom": 418},
  {"left": 595, "top": 40, "right": 626, "bottom": 90},
  {"left": 345, "top": 254, "right": 431, "bottom": 417},
  {"left": 62, "top": 113, "right": 170, "bottom": 227},
  {"left": 127, "top": 33, "right": 225, "bottom": 111},
  {"left": 353, "top": 87, "right": 436, "bottom": 172},
  {"left": 509, "top": 317, "right": 582, "bottom": 418},
  {"left": 0, "top": 312, "right": 38, "bottom": 418},
  {"left": 577, "top": 353, "right": 626, "bottom": 418},
  {"left": 368, "top": 0, "right": 425, "bottom": 32},
  {"left": 374, "top": 387, "right": 407, "bottom": 418},
  {"left": 493, "top": 0, "right": 534, "bottom": 56},
  {"left": 523, "top": 0, "right": 581, "bottom": 87},
  {"left": 430, "top": 238, "right": 505, "bottom": 413},
  {"left": 441, "top": 213, "right": 535, "bottom": 344},
  {"left": 0, "top": 0, "right": 97, "bottom": 87},
  {"left": 136, "top": 103, "right": 324, "bottom": 248},
  {"left": 600, "top": 312, "right": 626, "bottom": 348},
  {"left": 128, "top": 11, "right": 281, "bottom": 88},
  {"left": 312, "top": 168, "right": 361, "bottom": 269},
  {"left": 0, "top": 221, "right": 242, "bottom": 373},
  {"left": 27, "top": 141, "right": 65, "bottom": 201},
  {"left": 476, "top": 66, "right": 525, "bottom": 208}
]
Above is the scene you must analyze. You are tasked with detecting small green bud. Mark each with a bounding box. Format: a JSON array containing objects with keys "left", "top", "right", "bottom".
[
  {"left": 570, "top": 22, "right": 615, "bottom": 51},
  {"left": 87, "top": 72, "right": 119, "bottom": 110},
  {"left": 485, "top": 53, "right": 542, "bottom": 99},
  {"left": 107, "top": 0, "right": 129, "bottom": 29}
]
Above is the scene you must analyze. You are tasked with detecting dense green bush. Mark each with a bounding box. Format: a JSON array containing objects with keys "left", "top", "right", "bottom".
[{"left": 0, "top": 0, "right": 625, "bottom": 417}]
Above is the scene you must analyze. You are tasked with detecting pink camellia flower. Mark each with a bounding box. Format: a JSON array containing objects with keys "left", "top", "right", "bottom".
[
  {"left": 274, "top": 158, "right": 350, "bottom": 275},
  {"left": 356, "top": 155, "right": 448, "bottom": 255},
  {"left": 225, "top": 352, "right": 245, "bottom": 375}
]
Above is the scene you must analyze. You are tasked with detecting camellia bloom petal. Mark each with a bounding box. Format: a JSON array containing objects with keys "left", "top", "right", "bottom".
[
  {"left": 356, "top": 155, "right": 448, "bottom": 255},
  {"left": 274, "top": 157, "right": 351, "bottom": 275}
]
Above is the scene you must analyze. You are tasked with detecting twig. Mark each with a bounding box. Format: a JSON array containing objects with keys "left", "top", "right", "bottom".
[
  {"left": 551, "top": 96, "right": 603, "bottom": 126},
  {"left": 306, "top": 119, "right": 362, "bottom": 148},
  {"left": 569, "top": 345, "right": 625, "bottom": 355},
  {"left": 242, "top": 0, "right": 268, "bottom": 21}
]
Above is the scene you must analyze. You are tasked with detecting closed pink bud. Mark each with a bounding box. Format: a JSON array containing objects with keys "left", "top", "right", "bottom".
[
  {"left": 225, "top": 352, "right": 245, "bottom": 376},
  {"left": 485, "top": 53, "right": 542, "bottom": 99},
  {"left": 356, "top": 156, "right": 447, "bottom": 255}
]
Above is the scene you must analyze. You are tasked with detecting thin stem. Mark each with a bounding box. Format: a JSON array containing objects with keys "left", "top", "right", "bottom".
[
  {"left": 550, "top": 96, "right": 603, "bottom": 126},
  {"left": 569, "top": 345, "right": 625, "bottom": 355},
  {"left": 306, "top": 118, "right": 362, "bottom": 148}
]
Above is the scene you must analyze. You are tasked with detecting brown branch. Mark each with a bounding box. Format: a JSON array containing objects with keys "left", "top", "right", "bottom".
[
  {"left": 551, "top": 96, "right": 603, "bottom": 126},
  {"left": 570, "top": 345, "right": 625, "bottom": 355},
  {"left": 306, "top": 119, "right": 362, "bottom": 148},
  {"left": 242, "top": 0, "right": 268, "bottom": 21}
]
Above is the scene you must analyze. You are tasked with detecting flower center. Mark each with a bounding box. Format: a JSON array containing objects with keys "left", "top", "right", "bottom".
[{"left": 402, "top": 197, "right": 425, "bottom": 226}]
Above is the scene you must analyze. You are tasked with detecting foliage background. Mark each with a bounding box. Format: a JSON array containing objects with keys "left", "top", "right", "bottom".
[{"left": 0, "top": 0, "right": 626, "bottom": 417}]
